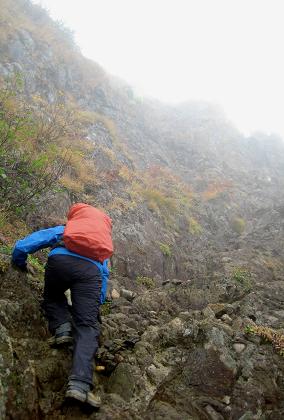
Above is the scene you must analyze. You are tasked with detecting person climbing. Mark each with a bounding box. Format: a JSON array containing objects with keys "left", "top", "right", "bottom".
[{"left": 11, "top": 203, "right": 113, "bottom": 408}]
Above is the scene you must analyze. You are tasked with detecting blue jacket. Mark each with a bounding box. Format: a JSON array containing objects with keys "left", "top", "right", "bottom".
[{"left": 12, "top": 225, "right": 110, "bottom": 304}]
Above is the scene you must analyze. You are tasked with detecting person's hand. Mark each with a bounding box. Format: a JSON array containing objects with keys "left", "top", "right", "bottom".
[
  {"left": 11, "top": 261, "right": 35, "bottom": 275},
  {"left": 11, "top": 261, "right": 27, "bottom": 272}
]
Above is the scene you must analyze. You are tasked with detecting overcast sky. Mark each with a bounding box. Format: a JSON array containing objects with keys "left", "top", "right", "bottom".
[{"left": 33, "top": 0, "right": 284, "bottom": 138}]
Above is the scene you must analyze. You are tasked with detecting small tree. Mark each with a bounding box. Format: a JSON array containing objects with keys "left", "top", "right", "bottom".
[{"left": 0, "top": 76, "right": 74, "bottom": 214}]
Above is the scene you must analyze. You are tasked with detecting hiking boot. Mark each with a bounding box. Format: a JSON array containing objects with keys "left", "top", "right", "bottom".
[
  {"left": 56, "top": 331, "right": 73, "bottom": 345},
  {"left": 48, "top": 322, "right": 73, "bottom": 347},
  {"left": 65, "top": 380, "right": 101, "bottom": 408}
]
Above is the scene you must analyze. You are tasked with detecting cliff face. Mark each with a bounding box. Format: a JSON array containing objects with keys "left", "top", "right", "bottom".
[
  {"left": 1, "top": 1, "right": 284, "bottom": 419},
  {"left": 1, "top": 0, "right": 284, "bottom": 280}
]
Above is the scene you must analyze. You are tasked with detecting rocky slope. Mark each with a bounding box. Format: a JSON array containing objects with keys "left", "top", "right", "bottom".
[
  {"left": 0, "top": 250, "right": 284, "bottom": 419},
  {"left": 0, "top": 0, "right": 284, "bottom": 419},
  {"left": 1, "top": 0, "right": 284, "bottom": 282}
]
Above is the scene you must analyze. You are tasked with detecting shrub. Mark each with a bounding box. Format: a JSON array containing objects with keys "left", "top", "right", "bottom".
[
  {"left": 62, "top": 149, "right": 97, "bottom": 186},
  {"left": 28, "top": 254, "right": 45, "bottom": 274},
  {"left": 0, "top": 244, "right": 12, "bottom": 255},
  {"left": 60, "top": 174, "right": 84, "bottom": 193},
  {"left": 188, "top": 217, "right": 203, "bottom": 235},
  {"left": 245, "top": 324, "right": 284, "bottom": 356},
  {"left": 136, "top": 276, "right": 155, "bottom": 289},
  {"left": 231, "top": 267, "right": 252, "bottom": 290},
  {"left": 100, "top": 301, "right": 112, "bottom": 316},
  {"left": 0, "top": 212, "right": 28, "bottom": 243},
  {"left": 142, "top": 188, "right": 177, "bottom": 214},
  {"left": 119, "top": 165, "right": 132, "bottom": 182},
  {"left": 0, "top": 255, "right": 10, "bottom": 273},
  {"left": 0, "top": 77, "right": 74, "bottom": 214},
  {"left": 231, "top": 217, "right": 246, "bottom": 234},
  {"left": 158, "top": 242, "right": 172, "bottom": 257},
  {"left": 107, "top": 197, "right": 137, "bottom": 212},
  {"left": 202, "top": 180, "right": 233, "bottom": 201}
]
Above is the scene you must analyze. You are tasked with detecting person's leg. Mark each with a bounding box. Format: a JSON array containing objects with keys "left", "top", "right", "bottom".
[
  {"left": 42, "top": 255, "right": 72, "bottom": 334},
  {"left": 67, "top": 259, "right": 102, "bottom": 387}
]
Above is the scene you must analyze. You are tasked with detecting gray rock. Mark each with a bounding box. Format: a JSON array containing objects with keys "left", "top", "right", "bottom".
[
  {"left": 146, "top": 363, "right": 170, "bottom": 385},
  {"left": 233, "top": 343, "right": 246, "bottom": 353},
  {"left": 222, "top": 395, "right": 231, "bottom": 405},
  {"left": 203, "top": 306, "right": 216, "bottom": 319},
  {"left": 111, "top": 288, "right": 120, "bottom": 299},
  {"left": 205, "top": 405, "right": 224, "bottom": 419},
  {"left": 221, "top": 314, "right": 233, "bottom": 324},
  {"left": 107, "top": 363, "right": 137, "bottom": 401},
  {"left": 120, "top": 289, "right": 136, "bottom": 301}
]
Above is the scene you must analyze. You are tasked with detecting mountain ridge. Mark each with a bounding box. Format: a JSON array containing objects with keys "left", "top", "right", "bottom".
[{"left": 0, "top": 1, "right": 284, "bottom": 418}]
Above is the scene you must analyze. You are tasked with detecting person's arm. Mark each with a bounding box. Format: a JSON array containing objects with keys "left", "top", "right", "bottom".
[
  {"left": 12, "top": 225, "right": 65, "bottom": 268},
  {"left": 100, "top": 259, "right": 110, "bottom": 304}
]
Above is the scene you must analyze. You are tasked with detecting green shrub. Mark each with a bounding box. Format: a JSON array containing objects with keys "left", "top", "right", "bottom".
[
  {"left": 28, "top": 255, "right": 45, "bottom": 273},
  {"left": 0, "top": 76, "right": 74, "bottom": 214},
  {"left": 232, "top": 267, "right": 252, "bottom": 290},
  {"left": 158, "top": 242, "right": 172, "bottom": 257},
  {"left": 136, "top": 276, "right": 155, "bottom": 289},
  {"left": 188, "top": 217, "right": 203, "bottom": 235},
  {"left": 231, "top": 217, "right": 246, "bottom": 234},
  {"left": 100, "top": 301, "right": 112, "bottom": 316},
  {"left": 0, "top": 245, "right": 12, "bottom": 255},
  {"left": 0, "top": 256, "right": 9, "bottom": 273},
  {"left": 142, "top": 189, "right": 177, "bottom": 214}
]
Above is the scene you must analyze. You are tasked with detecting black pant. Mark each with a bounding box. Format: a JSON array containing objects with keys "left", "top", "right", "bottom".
[{"left": 43, "top": 255, "right": 102, "bottom": 386}]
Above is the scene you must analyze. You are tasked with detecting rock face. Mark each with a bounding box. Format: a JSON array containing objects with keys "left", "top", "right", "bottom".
[
  {"left": 0, "top": 256, "right": 284, "bottom": 419},
  {"left": 1, "top": 1, "right": 284, "bottom": 284},
  {"left": 1, "top": 1, "right": 284, "bottom": 419}
]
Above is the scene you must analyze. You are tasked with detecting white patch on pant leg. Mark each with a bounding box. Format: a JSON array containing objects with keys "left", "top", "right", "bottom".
[{"left": 65, "top": 289, "right": 72, "bottom": 306}]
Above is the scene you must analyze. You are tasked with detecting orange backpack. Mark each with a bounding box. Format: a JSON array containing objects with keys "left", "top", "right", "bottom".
[{"left": 63, "top": 203, "right": 113, "bottom": 263}]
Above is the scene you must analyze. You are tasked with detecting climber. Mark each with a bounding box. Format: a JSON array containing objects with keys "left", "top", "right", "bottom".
[{"left": 11, "top": 203, "right": 113, "bottom": 409}]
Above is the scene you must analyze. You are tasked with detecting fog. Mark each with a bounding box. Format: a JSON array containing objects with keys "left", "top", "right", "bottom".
[{"left": 33, "top": 0, "right": 284, "bottom": 139}]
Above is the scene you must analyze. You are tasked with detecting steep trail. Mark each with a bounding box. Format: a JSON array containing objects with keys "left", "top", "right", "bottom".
[
  {"left": 1, "top": 251, "right": 284, "bottom": 419},
  {"left": 0, "top": 2, "right": 284, "bottom": 419}
]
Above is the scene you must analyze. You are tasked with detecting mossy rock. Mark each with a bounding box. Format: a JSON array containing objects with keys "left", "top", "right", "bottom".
[{"left": 107, "top": 363, "right": 137, "bottom": 401}]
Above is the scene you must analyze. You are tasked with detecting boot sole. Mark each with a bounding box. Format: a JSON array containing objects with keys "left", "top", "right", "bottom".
[
  {"left": 66, "top": 389, "right": 101, "bottom": 408},
  {"left": 56, "top": 336, "right": 73, "bottom": 345},
  {"left": 48, "top": 336, "right": 73, "bottom": 347}
]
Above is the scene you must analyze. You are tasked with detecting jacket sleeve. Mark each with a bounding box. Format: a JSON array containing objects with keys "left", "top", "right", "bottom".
[
  {"left": 12, "top": 225, "right": 65, "bottom": 267},
  {"left": 100, "top": 259, "right": 110, "bottom": 304}
]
